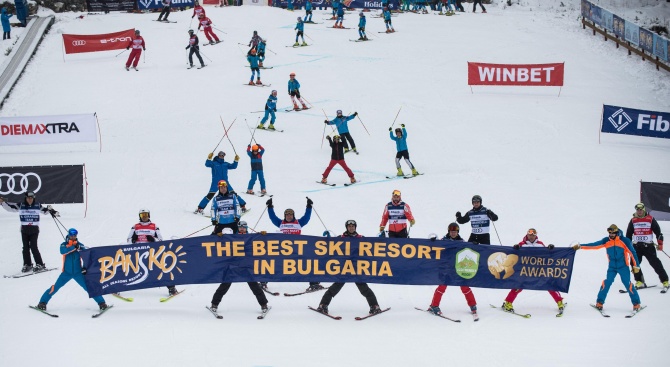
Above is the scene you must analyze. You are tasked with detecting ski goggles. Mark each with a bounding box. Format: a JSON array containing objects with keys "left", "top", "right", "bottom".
[{"left": 527, "top": 228, "right": 537, "bottom": 236}]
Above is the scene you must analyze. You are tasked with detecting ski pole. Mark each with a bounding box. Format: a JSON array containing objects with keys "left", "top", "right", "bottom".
[
  {"left": 221, "top": 115, "right": 237, "bottom": 155},
  {"left": 491, "top": 220, "right": 503, "bottom": 246},
  {"left": 302, "top": 96, "right": 314, "bottom": 108},
  {"left": 212, "top": 26, "right": 227, "bottom": 34},
  {"left": 309, "top": 198, "right": 328, "bottom": 231},
  {"left": 253, "top": 205, "right": 268, "bottom": 231},
  {"left": 661, "top": 248, "right": 670, "bottom": 260},
  {"left": 115, "top": 49, "right": 128, "bottom": 57},
  {"left": 50, "top": 213, "right": 66, "bottom": 239},
  {"left": 182, "top": 224, "right": 214, "bottom": 238},
  {"left": 200, "top": 50, "right": 212, "bottom": 62},
  {"left": 143, "top": 49, "right": 146, "bottom": 63},
  {"left": 357, "top": 114, "right": 371, "bottom": 136},
  {"left": 211, "top": 118, "right": 237, "bottom": 153},
  {"left": 266, "top": 48, "right": 277, "bottom": 55},
  {"left": 390, "top": 106, "right": 402, "bottom": 129}
]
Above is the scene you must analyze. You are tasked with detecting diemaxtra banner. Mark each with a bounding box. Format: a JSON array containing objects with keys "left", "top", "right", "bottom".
[
  {"left": 601, "top": 105, "right": 670, "bottom": 140},
  {"left": 81, "top": 233, "right": 576, "bottom": 297},
  {"left": 62, "top": 29, "right": 136, "bottom": 54},
  {"left": 0, "top": 113, "right": 98, "bottom": 146},
  {"left": 467, "top": 62, "right": 565, "bottom": 86}
]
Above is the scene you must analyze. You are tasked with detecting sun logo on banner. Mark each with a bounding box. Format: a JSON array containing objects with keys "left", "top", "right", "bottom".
[
  {"left": 455, "top": 248, "right": 479, "bottom": 279},
  {"left": 487, "top": 252, "right": 518, "bottom": 280},
  {"left": 157, "top": 242, "right": 188, "bottom": 281}
]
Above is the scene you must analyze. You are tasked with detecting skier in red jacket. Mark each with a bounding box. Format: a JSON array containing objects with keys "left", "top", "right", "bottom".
[{"left": 125, "top": 29, "right": 145, "bottom": 71}]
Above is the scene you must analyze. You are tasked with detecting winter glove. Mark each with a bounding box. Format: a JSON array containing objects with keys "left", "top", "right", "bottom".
[
  {"left": 513, "top": 244, "right": 520, "bottom": 250},
  {"left": 185, "top": 45, "right": 190, "bottom": 49},
  {"left": 430, "top": 235, "right": 437, "bottom": 242},
  {"left": 486, "top": 209, "right": 494, "bottom": 218},
  {"left": 548, "top": 244, "right": 555, "bottom": 250},
  {"left": 217, "top": 232, "right": 223, "bottom": 237},
  {"left": 401, "top": 124, "right": 405, "bottom": 128},
  {"left": 658, "top": 239, "right": 664, "bottom": 251},
  {"left": 378, "top": 231, "right": 386, "bottom": 238},
  {"left": 126, "top": 47, "right": 129, "bottom": 50},
  {"left": 388, "top": 127, "right": 392, "bottom": 131},
  {"left": 81, "top": 267, "right": 87, "bottom": 275},
  {"left": 353, "top": 112, "right": 358, "bottom": 116},
  {"left": 456, "top": 211, "right": 462, "bottom": 219},
  {"left": 572, "top": 244, "right": 581, "bottom": 250},
  {"left": 261, "top": 231, "right": 267, "bottom": 235},
  {"left": 273, "top": 108, "right": 277, "bottom": 112},
  {"left": 409, "top": 219, "right": 415, "bottom": 227},
  {"left": 306, "top": 198, "right": 313, "bottom": 208},
  {"left": 211, "top": 219, "right": 217, "bottom": 226},
  {"left": 234, "top": 155, "right": 240, "bottom": 161},
  {"left": 145, "top": 235, "right": 155, "bottom": 242},
  {"left": 324, "top": 120, "right": 329, "bottom": 124},
  {"left": 266, "top": 198, "right": 273, "bottom": 208},
  {"left": 265, "top": 105, "right": 269, "bottom": 110},
  {"left": 379, "top": 226, "right": 385, "bottom": 233},
  {"left": 207, "top": 152, "right": 213, "bottom": 159},
  {"left": 633, "top": 266, "right": 641, "bottom": 274}
]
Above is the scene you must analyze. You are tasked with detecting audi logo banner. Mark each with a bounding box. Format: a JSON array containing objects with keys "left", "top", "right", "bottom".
[
  {"left": 0, "top": 165, "right": 84, "bottom": 204},
  {"left": 62, "top": 29, "right": 136, "bottom": 55},
  {"left": 0, "top": 113, "right": 98, "bottom": 146}
]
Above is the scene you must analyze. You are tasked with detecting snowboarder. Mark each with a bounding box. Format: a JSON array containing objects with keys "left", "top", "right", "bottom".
[
  {"left": 185, "top": 29, "right": 205, "bottom": 69},
  {"left": 125, "top": 29, "right": 145, "bottom": 71},
  {"left": 383, "top": 7, "right": 395, "bottom": 33},
  {"left": 157, "top": 0, "right": 172, "bottom": 21},
  {"left": 379, "top": 189, "right": 415, "bottom": 238},
  {"left": 455, "top": 195, "right": 498, "bottom": 244},
  {"left": 258, "top": 90, "right": 277, "bottom": 130},
  {"left": 1, "top": 192, "right": 58, "bottom": 273},
  {"left": 1, "top": 8, "right": 12, "bottom": 40},
  {"left": 246, "top": 144, "right": 267, "bottom": 195},
  {"left": 316, "top": 220, "right": 382, "bottom": 315},
  {"left": 197, "top": 13, "right": 220, "bottom": 45},
  {"left": 501, "top": 228, "right": 564, "bottom": 313},
  {"left": 211, "top": 181, "right": 241, "bottom": 235},
  {"left": 247, "top": 48, "right": 262, "bottom": 85},
  {"left": 321, "top": 135, "right": 356, "bottom": 184},
  {"left": 256, "top": 39, "right": 267, "bottom": 67},
  {"left": 427, "top": 222, "right": 478, "bottom": 317},
  {"left": 294, "top": 17, "right": 307, "bottom": 46},
  {"left": 304, "top": 0, "right": 313, "bottom": 22},
  {"left": 35, "top": 228, "right": 108, "bottom": 312},
  {"left": 288, "top": 72, "right": 309, "bottom": 111},
  {"left": 389, "top": 125, "right": 419, "bottom": 176},
  {"left": 626, "top": 203, "right": 667, "bottom": 289},
  {"left": 192, "top": 1, "right": 206, "bottom": 19},
  {"left": 574, "top": 224, "right": 642, "bottom": 312},
  {"left": 325, "top": 110, "right": 358, "bottom": 153},
  {"left": 195, "top": 151, "right": 247, "bottom": 214},
  {"left": 357, "top": 12, "right": 368, "bottom": 40}
]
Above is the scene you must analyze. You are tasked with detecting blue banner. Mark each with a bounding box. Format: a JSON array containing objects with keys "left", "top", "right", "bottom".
[
  {"left": 653, "top": 34, "right": 668, "bottom": 62},
  {"left": 624, "top": 20, "right": 639, "bottom": 46},
  {"left": 602, "top": 105, "right": 670, "bottom": 140},
  {"left": 640, "top": 28, "right": 654, "bottom": 54},
  {"left": 612, "top": 14, "right": 624, "bottom": 39},
  {"left": 600, "top": 8, "right": 613, "bottom": 32},
  {"left": 273, "top": 0, "right": 399, "bottom": 10},
  {"left": 136, "top": 0, "right": 193, "bottom": 10},
  {"left": 80, "top": 234, "right": 575, "bottom": 297}
]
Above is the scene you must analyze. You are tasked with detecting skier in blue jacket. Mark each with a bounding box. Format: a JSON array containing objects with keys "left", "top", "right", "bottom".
[
  {"left": 36, "top": 229, "right": 108, "bottom": 312},
  {"left": 357, "top": 12, "right": 367, "bottom": 40},
  {"left": 334, "top": 3, "right": 346, "bottom": 28},
  {"left": 256, "top": 39, "right": 267, "bottom": 67},
  {"left": 247, "top": 48, "right": 262, "bottom": 85},
  {"left": 196, "top": 151, "right": 247, "bottom": 213},
  {"left": 389, "top": 125, "right": 418, "bottom": 176},
  {"left": 383, "top": 7, "right": 395, "bottom": 33},
  {"left": 294, "top": 16, "right": 307, "bottom": 47},
  {"left": 288, "top": 72, "right": 308, "bottom": 110},
  {"left": 246, "top": 144, "right": 266, "bottom": 195},
  {"left": 575, "top": 224, "right": 642, "bottom": 312},
  {"left": 211, "top": 181, "right": 241, "bottom": 235},
  {"left": 304, "top": 0, "right": 313, "bottom": 22},
  {"left": 1, "top": 8, "right": 12, "bottom": 40},
  {"left": 325, "top": 109, "right": 358, "bottom": 153},
  {"left": 258, "top": 90, "right": 278, "bottom": 130}
]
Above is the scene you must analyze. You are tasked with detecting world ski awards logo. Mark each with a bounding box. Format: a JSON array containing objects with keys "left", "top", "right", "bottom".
[
  {"left": 97, "top": 243, "right": 187, "bottom": 290},
  {"left": 455, "top": 248, "right": 479, "bottom": 279},
  {"left": 487, "top": 252, "right": 519, "bottom": 280}
]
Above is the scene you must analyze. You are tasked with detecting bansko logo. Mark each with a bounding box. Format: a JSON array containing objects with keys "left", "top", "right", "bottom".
[
  {"left": 72, "top": 40, "right": 86, "bottom": 46},
  {"left": 608, "top": 108, "right": 632, "bottom": 132},
  {"left": 97, "top": 243, "right": 187, "bottom": 289},
  {"left": 455, "top": 248, "right": 479, "bottom": 279},
  {"left": 487, "top": 252, "right": 518, "bottom": 280},
  {"left": 1, "top": 122, "right": 80, "bottom": 136}
]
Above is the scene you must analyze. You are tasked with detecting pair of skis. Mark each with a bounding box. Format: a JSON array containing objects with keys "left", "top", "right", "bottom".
[
  {"left": 414, "top": 307, "right": 468, "bottom": 322},
  {"left": 244, "top": 83, "right": 272, "bottom": 87},
  {"left": 4, "top": 267, "right": 57, "bottom": 278},
  {"left": 591, "top": 304, "right": 647, "bottom": 318},
  {"left": 256, "top": 126, "right": 284, "bottom": 133},
  {"left": 285, "top": 107, "right": 311, "bottom": 112},
  {"left": 206, "top": 305, "right": 272, "bottom": 319},
  {"left": 618, "top": 284, "right": 669, "bottom": 294},
  {"left": 308, "top": 306, "right": 390, "bottom": 320},
  {"left": 386, "top": 173, "right": 424, "bottom": 180},
  {"left": 316, "top": 181, "right": 357, "bottom": 187},
  {"left": 111, "top": 289, "right": 185, "bottom": 303},
  {"left": 29, "top": 304, "right": 114, "bottom": 318}
]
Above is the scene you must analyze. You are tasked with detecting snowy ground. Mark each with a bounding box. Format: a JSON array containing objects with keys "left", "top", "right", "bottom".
[{"left": 1, "top": 2, "right": 669, "bottom": 367}]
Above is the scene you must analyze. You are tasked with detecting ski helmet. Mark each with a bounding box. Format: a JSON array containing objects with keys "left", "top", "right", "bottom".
[
  {"left": 253, "top": 31, "right": 258, "bottom": 35},
  {"left": 238, "top": 220, "right": 248, "bottom": 229},
  {"left": 448, "top": 223, "right": 460, "bottom": 232},
  {"left": 290, "top": 72, "right": 296, "bottom": 77},
  {"left": 635, "top": 202, "right": 645, "bottom": 211},
  {"left": 188, "top": 29, "right": 194, "bottom": 34},
  {"left": 271, "top": 89, "right": 277, "bottom": 95},
  {"left": 222, "top": 228, "right": 234, "bottom": 235},
  {"left": 336, "top": 109, "right": 343, "bottom": 115},
  {"left": 25, "top": 191, "right": 35, "bottom": 198},
  {"left": 472, "top": 195, "right": 482, "bottom": 203},
  {"left": 284, "top": 208, "right": 295, "bottom": 217},
  {"left": 217, "top": 151, "right": 225, "bottom": 157},
  {"left": 138, "top": 208, "right": 150, "bottom": 220},
  {"left": 68, "top": 228, "right": 78, "bottom": 237},
  {"left": 345, "top": 220, "right": 357, "bottom": 229},
  {"left": 359, "top": 12, "right": 364, "bottom": 16},
  {"left": 251, "top": 48, "right": 257, "bottom": 55},
  {"left": 218, "top": 180, "right": 228, "bottom": 188},
  {"left": 252, "top": 145, "right": 259, "bottom": 151},
  {"left": 297, "top": 17, "right": 302, "bottom": 21},
  {"left": 392, "top": 189, "right": 401, "bottom": 197},
  {"left": 395, "top": 127, "right": 402, "bottom": 134},
  {"left": 135, "top": 29, "right": 140, "bottom": 34},
  {"left": 333, "top": 135, "right": 341, "bottom": 140}
]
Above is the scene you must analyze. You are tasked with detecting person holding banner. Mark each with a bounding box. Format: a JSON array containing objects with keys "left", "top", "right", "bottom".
[
  {"left": 157, "top": 0, "right": 172, "bottom": 22},
  {"left": 195, "top": 151, "right": 247, "bottom": 214},
  {"left": 125, "top": 29, "right": 145, "bottom": 71},
  {"left": 1, "top": 192, "right": 58, "bottom": 273},
  {"left": 501, "top": 228, "right": 564, "bottom": 313},
  {"left": 379, "top": 189, "right": 415, "bottom": 238},
  {"left": 626, "top": 203, "right": 667, "bottom": 290},
  {"left": 316, "top": 220, "right": 383, "bottom": 315},
  {"left": 574, "top": 224, "right": 642, "bottom": 312},
  {"left": 456, "top": 195, "right": 498, "bottom": 244},
  {"left": 211, "top": 181, "right": 241, "bottom": 235},
  {"left": 186, "top": 29, "right": 205, "bottom": 69}
]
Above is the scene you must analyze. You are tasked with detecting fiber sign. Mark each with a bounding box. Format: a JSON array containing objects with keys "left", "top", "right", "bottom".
[{"left": 602, "top": 105, "right": 669, "bottom": 140}]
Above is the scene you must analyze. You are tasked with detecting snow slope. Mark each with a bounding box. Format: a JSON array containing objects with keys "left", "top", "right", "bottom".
[{"left": 1, "top": 3, "right": 669, "bottom": 367}]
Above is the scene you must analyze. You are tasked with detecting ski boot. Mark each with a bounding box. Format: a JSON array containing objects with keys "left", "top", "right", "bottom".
[
  {"left": 256, "top": 79, "right": 262, "bottom": 85},
  {"left": 320, "top": 177, "right": 327, "bottom": 184},
  {"left": 293, "top": 103, "right": 300, "bottom": 111},
  {"left": 98, "top": 302, "right": 109, "bottom": 311},
  {"left": 316, "top": 304, "right": 329, "bottom": 314},
  {"left": 33, "top": 264, "right": 46, "bottom": 272},
  {"left": 210, "top": 304, "right": 218, "bottom": 313},
  {"left": 246, "top": 189, "right": 254, "bottom": 194},
  {"left": 301, "top": 42, "right": 308, "bottom": 46},
  {"left": 594, "top": 302, "right": 603, "bottom": 310},
  {"left": 37, "top": 302, "right": 47, "bottom": 311},
  {"left": 635, "top": 281, "right": 646, "bottom": 289},
  {"left": 248, "top": 81, "right": 255, "bottom": 85},
  {"left": 257, "top": 123, "right": 265, "bottom": 129},
  {"left": 261, "top": 189, "right": 267, "bottom": 194},
  {"left": 307, "top": 283, "right": 325, "bottom": 292},
  {"left": 396, "top": 168, "right": 404, "bottom": 176},
  {"left": 293, "top": 42, "right": 300, "bottom": 47},
  {"left": 125, "top": 66, "right": 130, "bottom": 71},
  {"left": 412, "top": 168, "right": 419, "bottom": 176},
  {"left": 428, "top": 305, "right": 442, "bottom": 315},
  {"left": 557, "top": 300, "right": 565, "bottom": 312},
  {"left": 22, "top": 264, "right": 33, "bottom": 273},
  {"left": 268, "top": 124, "right": 275, "bottom": 130},
  {"left": 168, "top": 286, "right": 178, "bottom": 296},
  {"left": 350, "top": 177, "right": 356, "bottom": 184},
  {"left": 502, "top": 301, "right": 514, "bottom": 312},
  {"left": 369, "top": 305, "right": 382, "bottom": 315},
  {"left": 194, "top": 207, "right": 204, "bottom": 214},
  {"left": 301, "top": 103, "right": 308, "bottom": 109}
]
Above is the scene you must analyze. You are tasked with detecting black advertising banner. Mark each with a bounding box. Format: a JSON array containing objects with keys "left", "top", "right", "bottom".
[
  {"left": 641, "top": 181, "right": 670, "bottom": 221},
  {"left": 0, "top": 165, "right": 84, "bottom": 204},
  {"left": 86, "top": 0, "right": 136, "bottom": 12}
]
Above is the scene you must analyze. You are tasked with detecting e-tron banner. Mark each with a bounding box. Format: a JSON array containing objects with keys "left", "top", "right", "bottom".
[
  {"left": 0, "top": 165, "right": 84, "bottom": 204},
  {"left": 62, "top": 29, "right": 135, "bottom": 55},
  {"left": 136, "top": 0, "right": 194, "bottom": 11},
  {"left": 0, "top": 113, "right": 97, "bottom": 146},
  {"left": 601, "top": 105, "right": 670, "bottom": 140},
  {"left": 467, "top": 62, "right": 565, "bottom": 86},
  {"left": 81, "top": 234, "right": 575, "bottom": 297},
  {"left": 86, "top": 0, "right": 135, "bottom": 12},
  {"left": 641, "top": 182, "right": 670, "bottom": 221}
]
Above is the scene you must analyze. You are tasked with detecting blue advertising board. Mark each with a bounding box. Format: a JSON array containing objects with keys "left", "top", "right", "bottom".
[
  {"left": 136, "top": 0, "right": 194, "bottom": 10},
  {"left": 602, "top": 105, "right": 670, "bottom": 140}
]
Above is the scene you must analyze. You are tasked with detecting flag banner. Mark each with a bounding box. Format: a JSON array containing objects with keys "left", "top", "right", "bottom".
[
  {"left": 81, "top": 234, "right": 575, "bottom": 297},
  {"left": 641, "top": 182, "right": 670, "bottom": 221},
  {"left": 0, "top": 113, "right": 98, "bottom": 146},
  {"left": 601, "top": 105, "right": 670, "bottom": 139},
  {"left": 0, "top": 165, "right": 84, "bottom": 204},
  {"left": 62, "top": 29, "right": 136, "bottom": 55},
  {"left": 467, "top": 62, "right": 565, "bottom": 86}
]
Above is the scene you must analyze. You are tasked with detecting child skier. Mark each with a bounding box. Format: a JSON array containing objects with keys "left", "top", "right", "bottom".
[
  {"left": 294, "top": 17, "right": 307, "bottom": 46},
  {"left": 247, "top": 48, "right": 262, "bottom": 85},
  {"left": 389, "top": 125, "right": 418, "bottom": 176}
]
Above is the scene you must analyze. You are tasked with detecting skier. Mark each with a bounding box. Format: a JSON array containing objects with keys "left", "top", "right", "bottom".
[
  {"left": 455, "top": 0, "right": 465, "bottom": 12},
  {"left": 197, "top": 13, "right": 220, "bottom": 45},
  {"left": 192, "top": 1, "right": 206, "bottom": 19},
  {"left": 304, "top": 0, "right": 313, "bottom": 22},
  {"left": 258, "top": 90, "right": 278, "bottom": 130},
  {"left": 238, "top": 220, "right": 249, "bottom": 234},
  {"left": 195, "top": 151, "right": 247, "bottom": 214},
  {"left": 247, "top": 48, "right": 262, "bottom": 85},
  {"left": 357, "top": 11, "right": 368, "bottom": 40},
  {"left": 246, "top": 144, "right": 267, "bottom": 195},
  {"left": 125, "top": 29, "right": 145, "bottom": 71},
  {"left": 334, "top": 3, "right": 346, "bottom": 28},
  {"left": 124, "top": 209, "right": 178, "bottom": 297},
  {"left": 209, "top": 228, "right": 269, "bottom": 315},
  {"left": 331, "top": 0, "right": 340, "bottom": 19},
  {"left": 325, "top": 110, "right": 358, "bottom": 153},
  {"left": 389, "top": 125, "right": 419, "bottom": 176},
  {"left": 574, "top": 224, "right": 642, "bottom": 312},
  {"left": 427, "top": 222, "right": 478, "bottom": 317},
  {"left": 1, "top": 192, "right": 58, "bottom": 273},
  {"left": 294, "top": 16, "right": 307, "bottom": 46},
  {"left": 211, "top": 181, "right": 241, "bottom": 235},
  {"left": 287, "top": 0, "right": 294, "bottom": 11},
  {"left": 383, "top": 7, "right": 395, "bottom": 33},
  {"left": 256, "top": 39, "right": 267, "bottom": 67},
  {"left": 472, "top": 0, "right": 486, "bottom": 13},
  {"left": 455, "top": 195, "right": 498, "bottom": 244},
  {"left": 1, "top": 8, "right": 12, "bottom": 40},
  {"left": 264, "top": 197, "right": 323, "bottom": 291},
  {"left": 320, "top": 135, "right": 356, "bottom": 184},
  {"left": 379, "top": 189, "right": 415, "bottom": 238},
  {"left": 185, "top": 29, "right": 205, "bottom": 69},
  {"left": 626, "top": 202, "right": 667, "bottom": 289},
  {"left": 288, "top": 72, "right": 309, "bottom": 111},
  {"left": 316, "top": 220, "right": 382, "bottom": 315},
  {"left": 248, "top": 30, "right": 262, "bottom": 49},
  {"left": 501, "top": 228, "right": 564, "bottom": 313},
  {"left": 35, "top": 229, "right": 108, "bottom": 312},
  {"left": 157, "top": 0, "right": 171, "bottom": 22}
]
